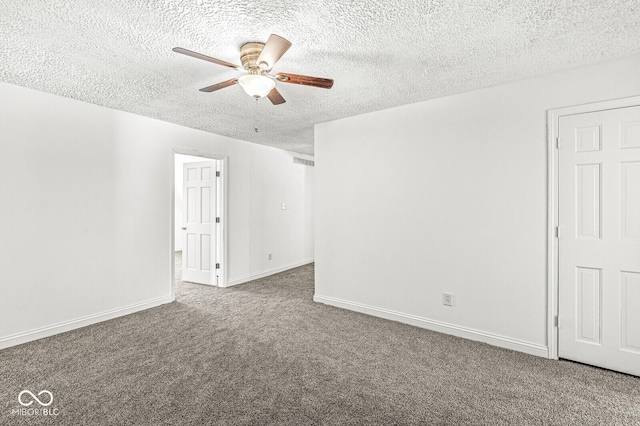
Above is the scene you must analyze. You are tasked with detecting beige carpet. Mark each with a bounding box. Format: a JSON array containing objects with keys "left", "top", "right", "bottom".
[{"left": 1, "top": 254, "right": 639, "bottom": 425}]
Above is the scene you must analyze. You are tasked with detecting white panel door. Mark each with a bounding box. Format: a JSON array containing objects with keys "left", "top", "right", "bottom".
[
  {"left": 182, "top": 161, "right": 217, "bottom": 285},
  {"left": 558, "top": 105, "right": 640, "bottom": 376}
]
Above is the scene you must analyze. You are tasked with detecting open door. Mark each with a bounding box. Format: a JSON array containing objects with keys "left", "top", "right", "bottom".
[
  {"left": 182, "top": 160, "right": 217, "bottom": 285},
  {"left": 557, "top": 105, "right": 640, "bottom": 376}
]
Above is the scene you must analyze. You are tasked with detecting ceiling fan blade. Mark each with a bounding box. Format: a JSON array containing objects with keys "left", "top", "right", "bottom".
[
  {"left": 199, "top": 79, "right": 238, "bottom": 92},
  {"left": 267, "top": 88, "right": 286, "bottom": 105},
  {"left": 173, "top": 47, "right": 241, "bottom": 70},
  {"left": 256, "top": 34, "right": 292, "bottom": 70},
  {"left": 275, "top": 73, "right": 334, "bottom": 89}
]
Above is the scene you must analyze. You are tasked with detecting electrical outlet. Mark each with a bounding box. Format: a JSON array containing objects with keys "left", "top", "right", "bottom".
[
  {"left": 268, "top": 253, "right": 272, "bottom": 261},
  {"left": 442, "top": 292, "right": 454, "bottom": 307}
]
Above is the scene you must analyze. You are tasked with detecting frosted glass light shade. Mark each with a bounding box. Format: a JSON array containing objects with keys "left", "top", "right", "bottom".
[{"left": 238, "top": 74, "right": 276, "bottom": 98}]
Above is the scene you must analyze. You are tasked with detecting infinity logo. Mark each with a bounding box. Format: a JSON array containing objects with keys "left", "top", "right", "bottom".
[{"left": 18, "top": 390, "right": 53, "bottom": 407}]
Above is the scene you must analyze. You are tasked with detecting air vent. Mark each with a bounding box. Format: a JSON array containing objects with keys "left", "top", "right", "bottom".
[{"left": 293, "top": 157, "right": 314, "bottom": 167}]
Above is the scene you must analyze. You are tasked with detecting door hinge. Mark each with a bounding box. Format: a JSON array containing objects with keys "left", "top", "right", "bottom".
[
  {"left": 215, "top": 263, "right": 220, "bottom": 269},
  {"left": 556, "top": 137, "right": 560, "bottom": 149},
  {"left": 216, "top": 217, "right": 220, "bottom": 223},
  {"left": 554, "top": 315, "right": 559, "bottom": 327},
  {"left": 216, "top": 171, "right": 220, "bottom": 177},
  {"left": 555, "top": 226, "right": 562, "bottom": 239}
]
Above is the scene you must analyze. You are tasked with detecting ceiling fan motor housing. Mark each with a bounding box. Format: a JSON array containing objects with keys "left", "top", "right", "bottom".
[{"left": 240, "top": 42, "right": 267, "bottom": 75}]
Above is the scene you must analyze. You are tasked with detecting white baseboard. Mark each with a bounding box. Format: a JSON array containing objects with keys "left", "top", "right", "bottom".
[
  {"left": 0, "top": 295, "right": 174, "bottom": 350},
  {"left": 226, "top": 258, "right": 314, "bottom": 287},
  {"left": 313, "top": 294, "right": 549, "bottom": 358}
]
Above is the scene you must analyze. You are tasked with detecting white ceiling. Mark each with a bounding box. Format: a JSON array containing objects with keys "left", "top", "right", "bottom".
[{"left": 1, "top": 1, "right": 639, "bottom": 155}]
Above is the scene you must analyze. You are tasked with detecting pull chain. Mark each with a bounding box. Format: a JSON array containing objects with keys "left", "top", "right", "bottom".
[{"left": 254, "top": 97, "right": 259, "bottom": 133}]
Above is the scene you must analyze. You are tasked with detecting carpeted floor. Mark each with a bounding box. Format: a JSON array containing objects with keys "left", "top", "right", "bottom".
[{"left": 1, "top": 254, "right": 639, "bottom": 425}]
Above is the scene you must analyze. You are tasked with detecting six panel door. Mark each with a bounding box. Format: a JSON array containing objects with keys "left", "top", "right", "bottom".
[
  {"left": 558, "top": 105, "right": 640, "bottom": 376},
  {"left": 182, "top": 161, "right": 217, "bottom": 285}
]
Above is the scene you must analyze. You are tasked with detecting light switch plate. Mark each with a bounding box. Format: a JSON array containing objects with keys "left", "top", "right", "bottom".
[{"left": 442, "top": 292, "right": 454, "bottom": 307}]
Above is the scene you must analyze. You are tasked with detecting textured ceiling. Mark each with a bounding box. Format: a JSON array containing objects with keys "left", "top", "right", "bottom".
[{"left": 1, "top": 1, "right": 640, "bottom": 155}]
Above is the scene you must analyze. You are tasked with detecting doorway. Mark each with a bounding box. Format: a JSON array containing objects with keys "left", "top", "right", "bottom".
[
  {"left": 548, "top": 97, "right": 640, "bottom": 376},
  {"left": 172, "top": 151, "right": 227, "bottom": 297}
]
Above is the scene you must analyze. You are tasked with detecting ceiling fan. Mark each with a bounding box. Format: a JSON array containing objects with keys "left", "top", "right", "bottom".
[{"left": 173, "top": 34, "right": 333, "bottom": 105}]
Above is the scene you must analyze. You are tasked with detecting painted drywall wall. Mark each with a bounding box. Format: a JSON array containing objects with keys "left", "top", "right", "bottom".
[
  {"left": 0, "top": 82, "right": 314, "bottom": 347},
  {"left": 314, "top": 54, "right": 640, "bottom": 357}
]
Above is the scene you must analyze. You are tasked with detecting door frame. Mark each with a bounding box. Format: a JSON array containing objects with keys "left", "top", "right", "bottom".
[
  {"left": 547, "top": 95, "right": 640, "bottom": 360},
  {"left": 171, "top": 148, "right": 228, "bottom": 300}
]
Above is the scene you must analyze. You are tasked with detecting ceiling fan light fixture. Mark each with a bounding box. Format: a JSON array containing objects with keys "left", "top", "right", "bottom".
[
  {"left": 173, "top": 34, "right": 333, "bottom": 106},
  {"left": 238, "top": 74, "right": 275, "bottom": 98}
]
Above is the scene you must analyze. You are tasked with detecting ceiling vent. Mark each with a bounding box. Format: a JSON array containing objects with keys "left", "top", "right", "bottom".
[{"left": 293, "top": 157, "right": 314, "bottom": 167}]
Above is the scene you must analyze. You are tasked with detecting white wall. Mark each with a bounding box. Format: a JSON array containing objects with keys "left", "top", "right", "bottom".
[
  {"left": 0, "top": 82, "right": 314, "bottom": 348},
  {"left": 314, "top": 54, "right": 640, "bottom": 357}
]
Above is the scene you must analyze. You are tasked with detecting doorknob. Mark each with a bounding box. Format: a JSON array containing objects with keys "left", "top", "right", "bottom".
[{"left": 181, "top": 227, "right": 187, "bottom": 230}]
